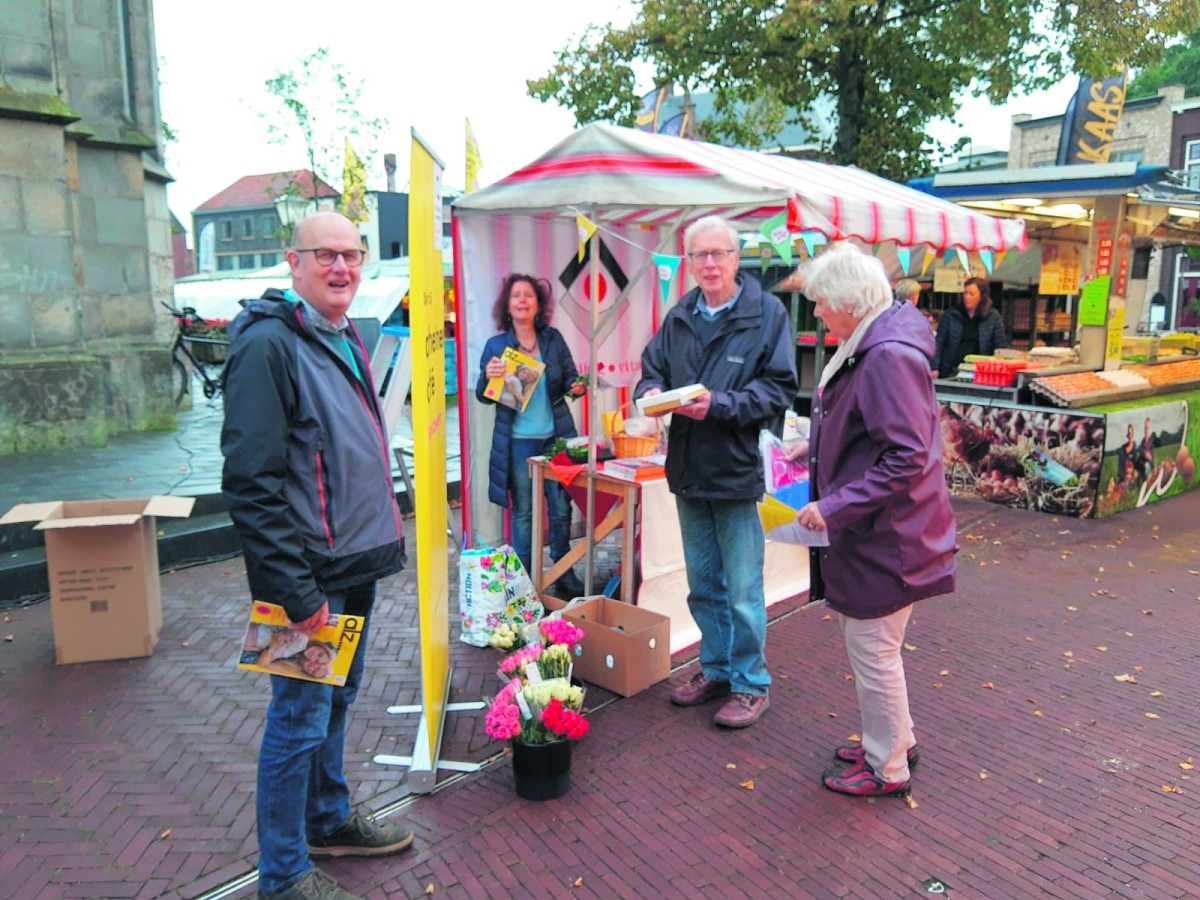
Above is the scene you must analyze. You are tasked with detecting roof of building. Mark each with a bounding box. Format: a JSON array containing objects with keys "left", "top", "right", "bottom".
[{"left": 195, "top": 170, "right": 338, "bottom": 212}]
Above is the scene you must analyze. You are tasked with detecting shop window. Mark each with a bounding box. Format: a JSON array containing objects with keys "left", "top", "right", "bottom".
[
  {"left": 262, "top": 215, "right": 276, "bottom": 238},
  {"left": 239, "top": 254, "right": 257, "bottom": 269},
  {"left": 220, "top": 219, "right": 233, "bottom": 241},
  {"left": 260, "top": 253, "right": 278, "bottom": 267},
  {"left": 242, "top": 218, "right": 254, "bottom": 239},
  {"left": 1132, "top": 247, "right": 1151, "bottom": 280},
  {"left": 1185, "top": 140, "right": 1200, "bottom": 191},
  {"left": 217, "top": 256, "right": 235, "bottom": 271}
]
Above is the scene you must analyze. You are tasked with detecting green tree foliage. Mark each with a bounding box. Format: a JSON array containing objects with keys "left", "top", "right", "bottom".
[
  {"left": 1129, "top": 29, "right": 1200, "bottom": 97},
  {"left": 528, "top": 0, "right": 1200, "bottom": 182},
  {"left": 261, "top": 47, "right": 388, "bottom": 203}
]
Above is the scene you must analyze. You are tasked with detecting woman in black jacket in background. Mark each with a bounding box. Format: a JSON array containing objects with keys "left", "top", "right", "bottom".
[{"left": 931, "top": 277, "right": 1008, "bottom": 379}]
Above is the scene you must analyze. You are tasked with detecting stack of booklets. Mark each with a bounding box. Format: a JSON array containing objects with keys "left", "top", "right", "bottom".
[
  {"left": 635, "top": 383, "right": 707, "bottom": 416},
  {"left": 482, "top": 346, "right": 546, "bottom": 412},
  {"left": 604, "top": 454, "right": 667, "bottom": 482}
]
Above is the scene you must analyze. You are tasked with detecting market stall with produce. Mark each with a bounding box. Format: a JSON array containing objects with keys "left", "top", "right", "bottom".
[
  {"left": 451, "top": 122, "right": 1025, "bottom": 640},
  {"left": 903, "top": 161, "right": 1200, "bottom": 518}
]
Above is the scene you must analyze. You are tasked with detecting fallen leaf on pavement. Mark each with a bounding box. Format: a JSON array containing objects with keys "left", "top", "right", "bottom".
[
  {"left": 939, "top": 669, "right": 950, "bottom": 676},
  {"left": 1142, "top": 610, "right": 1154, "bottom": 616},
  {"left": 848, "top": 733, "right": 861, "bottom": 742},
  {"left": 1181, "top": 759, "right": 1194, "bottom": 771},
  {"left": 904, "top": 794, "right": 919, "bottom": 809},
  {"left": 1096, "top": 646, "right": 1107, "bottom": 652},
  {"left": 1145, "top": 712, "right": 1160, "bottom": 719},
  {"left": 903, "top": 642, "right": 918, "bottom": 651},
  {"left": 159, "top": 829, "right": 171, "bottom": 840},
  {"left": 1033, "top": 710, "right": 1043, "bottom": 717},
  {"left": 1161, "top": 784, "right": 1182, "bottom": 794},
  {"left": 1150, "top": 690, "right": 1163, "bottom": 698},
  {"left": 822, "top": 614, "right": 832, "bottom": 621},
  {"left": 425, "top": 885, "right": 436, "bottom": 895},
  {"left": 981, "top": 682, "right": 995, "bottom": 690},
  {"left": 979, "top": 771, "right": 989, "bottom": 779},
  {"left": 740, "top": 780, "right": 755, "bottom": 790},
  {"left": 1066, "top": 605, "right": 1078, "bottom": 611},
  {"left": 726, "top": 763, "right": 737, "bottom": 769},
  {"left": 1114, "top": 674, "right": 1138, "bottom": 683},
  {"left": 573, "top": 878, "right": 584, "bottom": 888}
]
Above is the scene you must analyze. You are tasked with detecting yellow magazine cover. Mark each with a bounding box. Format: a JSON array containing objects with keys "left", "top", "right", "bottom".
[
  {"left": 237, "top": 601, "right": 364, "bottom": 685},
  {"left": 483, "top": 346, "right": 545, "bottom": 412}
]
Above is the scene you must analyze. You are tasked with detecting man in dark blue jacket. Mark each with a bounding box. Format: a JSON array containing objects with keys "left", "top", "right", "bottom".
[
  {"left": 222, "top": 212, "right": 412, "bottom": 900},
  {"left": 635, "top": 215, "right": 798, "bottom": 729}
]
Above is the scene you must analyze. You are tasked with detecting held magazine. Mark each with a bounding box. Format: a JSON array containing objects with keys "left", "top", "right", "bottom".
[
  {"left": 237, "top": 601, "right": 364, "bottom": 685},
  {"left": 483, "top": 346, "right": 545, "bottom": 412}
]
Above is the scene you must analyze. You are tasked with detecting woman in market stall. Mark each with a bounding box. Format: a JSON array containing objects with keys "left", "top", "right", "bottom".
[
  {"left": 793, "top": 243, "right": 957, "bottom": 799},
  {"left": 476, "top": 273, "right": 587, "bottom": 598},
  {"left": 930, "top": 277, "right": 1008, "bottom": 379}
]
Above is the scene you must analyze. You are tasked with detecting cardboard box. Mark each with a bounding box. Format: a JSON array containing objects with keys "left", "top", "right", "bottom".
[
  {"left": 562, "top": 596, "right": 671, "bottom": 697},
  {"left": 0, "top": 496, "right": 195, "bottom": 664}
]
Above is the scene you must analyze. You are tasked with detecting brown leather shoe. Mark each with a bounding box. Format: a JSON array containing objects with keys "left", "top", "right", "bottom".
[
  {"left": 670, "top": 671, "right": 731, "bottom": 707},
  {"left": 714, "top": 692, "right": 769, "bottom": 728}
]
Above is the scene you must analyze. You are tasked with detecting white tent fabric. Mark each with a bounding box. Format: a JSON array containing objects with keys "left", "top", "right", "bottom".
[{"left": 456, "top": 122, "right": 1028, "bottom": 252}]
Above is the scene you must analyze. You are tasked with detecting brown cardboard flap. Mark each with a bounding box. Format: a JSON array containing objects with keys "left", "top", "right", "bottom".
[
  {"left": 0, "top": 501, "right": 65, "bottom": 525},
  {"left": 36, "top": 514, "right": 143, "bottom": 530},
  {"left": 143, "top": 495, "right": 196, "bottom": 518}
]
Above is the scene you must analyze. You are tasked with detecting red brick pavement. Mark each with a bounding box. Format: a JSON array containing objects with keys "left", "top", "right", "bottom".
[{"left": 2, "top": 496, "right": 1199, "bottom": 898}]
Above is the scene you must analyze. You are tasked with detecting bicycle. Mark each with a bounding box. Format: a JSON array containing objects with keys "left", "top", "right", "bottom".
[{"left": 162, "top": 301, "right": 226, "bottom": 407}]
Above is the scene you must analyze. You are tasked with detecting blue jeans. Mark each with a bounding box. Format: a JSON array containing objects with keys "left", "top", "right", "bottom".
[
  {"left": 257, "top": 582, "right": 374, "bottom": 894},
  {"left": 509, "top": 437, "right": 572, "bottom": 575},
  {"left": 675, "top": 496, "right": 770, "bottom": 696}
]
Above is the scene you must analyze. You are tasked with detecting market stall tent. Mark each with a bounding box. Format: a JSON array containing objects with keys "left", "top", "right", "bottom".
[{"left": 453, "top": 122, "right": 1028, "bottom": 550}]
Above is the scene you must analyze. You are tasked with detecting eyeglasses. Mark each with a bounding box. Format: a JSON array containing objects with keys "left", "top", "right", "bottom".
[
  {"left": 294, "top": 248, "right": 366, "bottom": 267},
  {"left": 687, "top": 249, "right": 737, "bottom": 262}
]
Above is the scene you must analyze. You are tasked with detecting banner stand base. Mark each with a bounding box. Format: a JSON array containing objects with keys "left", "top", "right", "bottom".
[{"left": 373, "top": 668, "right": 484, "bottom": 793}]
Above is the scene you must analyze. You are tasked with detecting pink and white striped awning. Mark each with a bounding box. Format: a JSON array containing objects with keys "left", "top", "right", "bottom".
[{"left": 455, "top": 122, "right": 1026, "bottom": 252}]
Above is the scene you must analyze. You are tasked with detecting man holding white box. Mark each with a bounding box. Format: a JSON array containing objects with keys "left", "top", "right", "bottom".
[{"left": 635, "top": 215, "right": 798, "bottom": 729}]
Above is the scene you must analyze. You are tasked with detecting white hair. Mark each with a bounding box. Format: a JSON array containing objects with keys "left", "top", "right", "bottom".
[
  {"left": 684, "top": 215, "right": 740, "bottom": 253},
  {"left": 796, "top": 242, "right": 893, "bottom": 317}
]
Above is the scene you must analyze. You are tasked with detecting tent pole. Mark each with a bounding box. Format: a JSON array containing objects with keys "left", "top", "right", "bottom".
[{"left": 584, "top": 220, "right": 599, "bottom": 597}]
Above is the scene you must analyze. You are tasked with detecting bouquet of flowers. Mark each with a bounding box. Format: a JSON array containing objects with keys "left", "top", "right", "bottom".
[{"left": 484, "top": 618, "right": 589, "bottom": 745}]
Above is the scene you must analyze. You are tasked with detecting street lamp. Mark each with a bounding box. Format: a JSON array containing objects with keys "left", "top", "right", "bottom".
[{"left": 274, "top": 195, "right": 315, "bottom": 242}]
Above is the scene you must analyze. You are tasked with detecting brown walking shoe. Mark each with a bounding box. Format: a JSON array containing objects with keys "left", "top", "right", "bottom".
[
  {"left": 714, "top": 692, "right": 770, "bottom": 728},
  {"left": 308, "top": 811, "right": 414, "bottom": 859},
  {"left": 258, "top": 869, "right": 361, "bottom": 900},
  {"left": 670, "top": 671, "right": 731, "bottom": 707}
]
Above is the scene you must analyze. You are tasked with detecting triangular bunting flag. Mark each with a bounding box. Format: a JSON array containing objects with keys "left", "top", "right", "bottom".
[
  {"left": 920, "top": 247, "right": 935, "bottom": 277},
  {"left": 576, "top": 214, "right": 596, "bottom": 262},
  {"left": 980, "top": 249, "right": 994, "bottom": 274},
  {"left": 996, "top": 250, "right": 1007, "bottom": 270},
  {"left": 897, "top": 247, "right": 911, "bottom": 275},
  {"left": 956, "top": 248, "right": 969, "bottom": 272},
  {"left": 759, "top": 212, "right": 793, "bottom": 266},
  {"left": 943, "top": 249, "right": 955, "bottom": 266},
  {"left": 653, "top": 254, "right": 681, "bottom": 307}
]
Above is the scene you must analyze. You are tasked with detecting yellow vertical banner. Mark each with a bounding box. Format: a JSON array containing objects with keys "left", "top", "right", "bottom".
[{"left": 409, "top": 129, "right": 448, "bottom": 781}]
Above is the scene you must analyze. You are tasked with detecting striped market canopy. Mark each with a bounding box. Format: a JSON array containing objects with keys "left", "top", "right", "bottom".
[{"left": 454, "top": 122, "right": 1027, "bottom": 252}]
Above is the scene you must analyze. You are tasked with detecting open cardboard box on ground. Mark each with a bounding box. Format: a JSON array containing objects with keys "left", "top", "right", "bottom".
[
  {"left": 561, "top": 596, "right": 671, "bottom": 697},
  {"left": 0, "top": 496, "right": 195, "bottom": 664}
]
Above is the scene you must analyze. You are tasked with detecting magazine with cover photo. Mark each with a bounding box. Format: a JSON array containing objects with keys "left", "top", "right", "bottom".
[
  {"left": 483, "top": 346, "right": 546, "bottom": 412},
  {"left": 237, "top": 601, "right": 364, "bottom": 685}
]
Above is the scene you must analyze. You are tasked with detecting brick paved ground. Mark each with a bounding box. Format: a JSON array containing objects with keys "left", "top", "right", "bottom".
[{"left": 2, "top": 493, "right": 1199, "bottom": 898}]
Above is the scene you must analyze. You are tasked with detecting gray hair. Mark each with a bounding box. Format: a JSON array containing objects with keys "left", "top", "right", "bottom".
[
  {"left": 683, "top": 215, "right": 740, "bottom": 253},
  {"left": 796, "top": 242, "right": 893, "bottom": 317},
  {"left": 894, "top": 278, "right": 921, "bottom": 302}
]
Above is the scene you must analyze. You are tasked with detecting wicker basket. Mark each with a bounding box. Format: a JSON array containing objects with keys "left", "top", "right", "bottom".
[{"left": 611, "top": 402, "right": 659, "bottom": 458}]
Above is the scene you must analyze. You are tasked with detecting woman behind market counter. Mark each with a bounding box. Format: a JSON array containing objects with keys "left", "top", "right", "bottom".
[
  {"left": 793, "top": 242, "right": 957, "bottom": 799},
  {"left": 930, "top": 277, "right": 1007, "bottom": 378},
  {"left": 476, "top": 273, "right": 586, "bottom": 598}
]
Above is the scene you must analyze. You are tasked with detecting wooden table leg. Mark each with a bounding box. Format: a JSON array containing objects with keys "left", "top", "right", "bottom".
[
  {"left": 621, "top": 482, "right": 638, "bottom": 605},
  {"left": 530, "top": 458, "right": 545, "bottom": 595}
]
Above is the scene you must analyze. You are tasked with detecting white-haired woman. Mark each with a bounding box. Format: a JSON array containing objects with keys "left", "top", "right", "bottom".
[{"left": 794, "top": 243, "right": 957, "bottom": 798}]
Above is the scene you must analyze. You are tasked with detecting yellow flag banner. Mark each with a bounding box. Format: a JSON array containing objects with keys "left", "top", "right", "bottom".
[
  {"left": 465, "top": 118, "right": 483, "bottom": 194},
  {"left": 576, "top": 214, "right": 597, "bottom": 262},
  {"left": 342, "top": 138, "right": 368, "bottom": 225}
]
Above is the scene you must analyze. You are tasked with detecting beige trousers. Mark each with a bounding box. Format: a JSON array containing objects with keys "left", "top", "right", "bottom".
[{"left": 839, "top": 605, "right": 915, "bottom": 783}]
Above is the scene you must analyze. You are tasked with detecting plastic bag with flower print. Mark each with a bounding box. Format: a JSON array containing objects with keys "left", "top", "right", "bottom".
[{"left": 458, "top": 545, "right": 544, "bottom": 647}]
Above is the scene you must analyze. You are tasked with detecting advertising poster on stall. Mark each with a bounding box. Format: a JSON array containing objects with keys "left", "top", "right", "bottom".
[
  {"left": 1039, "top": 240, "right": 1084, "bottom": 295},
  {"left": 1091, "top": 393, "right": 1198, "bottom": 518},
  {"left": 939, "top": 401, "right": 1104, "bottom": 518}
]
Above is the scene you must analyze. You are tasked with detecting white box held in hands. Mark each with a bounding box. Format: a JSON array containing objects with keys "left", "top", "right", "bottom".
[{"left": 636, "top": 383, "right": 707, "bottom": 416}]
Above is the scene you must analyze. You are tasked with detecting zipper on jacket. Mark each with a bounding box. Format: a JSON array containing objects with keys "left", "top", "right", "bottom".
[{"left": 314, "top": 446, "right": 336, "bottom": 548}]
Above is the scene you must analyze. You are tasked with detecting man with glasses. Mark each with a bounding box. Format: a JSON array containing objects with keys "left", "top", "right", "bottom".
[
  {"left": 635, "top": 215, "right": 798, "bottom": 729},
  {"left": 222, "top": 212, "right": 412, "bottom": 900}
]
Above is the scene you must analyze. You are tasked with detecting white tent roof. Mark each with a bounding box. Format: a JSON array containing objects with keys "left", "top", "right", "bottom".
[{"left": 455, "top": 122, "right": 1026, "bottom": 252}]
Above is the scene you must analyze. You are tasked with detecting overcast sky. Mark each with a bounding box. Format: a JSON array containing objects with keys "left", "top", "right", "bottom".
[{"left": 153, "top": 0, "right": 1076, "bottom": 236}]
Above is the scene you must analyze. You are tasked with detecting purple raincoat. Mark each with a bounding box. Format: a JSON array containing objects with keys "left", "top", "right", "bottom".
[{"left": 809, "top": 301, "right": 957, "bottom": 619}]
